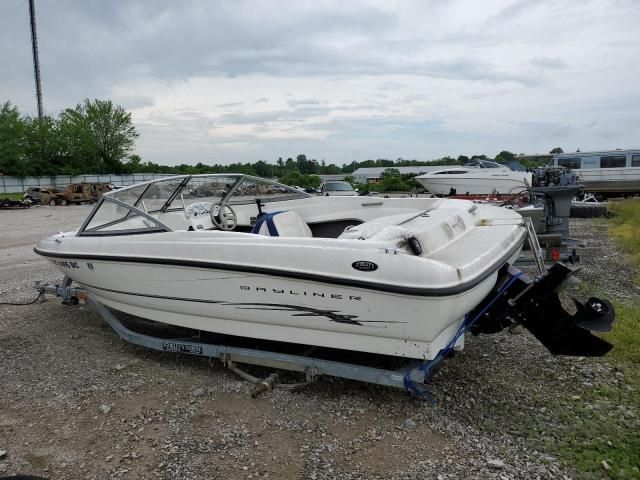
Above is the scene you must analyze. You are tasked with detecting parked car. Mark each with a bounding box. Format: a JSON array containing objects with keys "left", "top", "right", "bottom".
[
  {"left": 24, "top": 183, "right": 113, "bottom": 206},
  {"left": 64, "top": 182, "right": 111, "bottom": 203},
  {"left": 24, "top": 187, "right": 64, "bottom": 206},
  {"left": 319, "top": 181, "right": 358, "bottom": 196}
]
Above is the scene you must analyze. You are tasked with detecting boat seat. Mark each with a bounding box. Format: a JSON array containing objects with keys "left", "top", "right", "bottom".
[
  {"left": 338, "top": 212, "right": 419, "bottom": 241},
  {"left": 252, "top": 211, "right": 312, "bottom": 238}
]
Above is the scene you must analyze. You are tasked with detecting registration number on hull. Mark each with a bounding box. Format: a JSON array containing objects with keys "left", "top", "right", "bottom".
[{"left": 52, "top": 259, "right": 80, "bottom": 269}]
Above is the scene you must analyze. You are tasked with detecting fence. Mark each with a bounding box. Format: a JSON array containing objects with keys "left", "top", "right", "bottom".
[{"left": 0, "top": 173, "right": 177, "bottom": 194}]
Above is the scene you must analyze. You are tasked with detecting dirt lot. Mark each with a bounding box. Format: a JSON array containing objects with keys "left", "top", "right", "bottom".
[{"left": 0, "top": 205, "right": 638, "bottom": 479}]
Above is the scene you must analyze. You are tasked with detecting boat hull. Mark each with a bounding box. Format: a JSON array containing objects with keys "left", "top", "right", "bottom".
[
  {"left": 36, "top": 194, "right": 527, "bottom": 361},
  {"left": 41, "top": 255, "right": 516, "bottom": 360},
  {"left": 415, "top": 173, "right": 532, "bottom": 195}
]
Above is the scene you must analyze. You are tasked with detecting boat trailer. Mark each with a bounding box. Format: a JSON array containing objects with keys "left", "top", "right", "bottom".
[
  {"left": 40, "top": 262, "right": 615, "bottom": 398},
  {"left": 42, "top": 278, "right": 433, "bottom": 396}
]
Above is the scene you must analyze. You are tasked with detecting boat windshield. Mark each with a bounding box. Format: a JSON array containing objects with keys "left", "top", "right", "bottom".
[
  {"left": 78, "top": 174, "right": 309, "bottom": 235},
  {"left": 165, "top": 175, "right": 308, "bottom": 209},
  {"left": 81, "top": 177, "right": 189, "bottom": 234},
  {"left": 465, "top": 160, "right": 504, "bottom": 169}
]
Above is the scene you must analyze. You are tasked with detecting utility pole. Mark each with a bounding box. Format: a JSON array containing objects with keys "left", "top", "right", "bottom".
[{"left": 28, "top": 0, "right": 44, "bottom": 119}]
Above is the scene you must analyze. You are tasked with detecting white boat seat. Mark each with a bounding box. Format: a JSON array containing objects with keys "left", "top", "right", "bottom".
[
  {"left": 252, "top": 211, "right": 313, "bottom": 237},
  {"left": 338, "top": 212, "right": 418, "bottom": 241},
  {"left": 338, "top": 207, "right": 474, "bottom": 258}
]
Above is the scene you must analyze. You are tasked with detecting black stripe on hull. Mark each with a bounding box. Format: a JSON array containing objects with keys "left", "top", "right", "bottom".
[
  {"left": 79, "top": 283, "right": 381, "bottom": 326},
  {"left": 35, "top": 240, "right": 524, "bottom": 297}
]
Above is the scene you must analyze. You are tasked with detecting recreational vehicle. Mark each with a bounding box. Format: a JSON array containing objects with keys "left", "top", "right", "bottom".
[{"left": 551, "top": 150, "right": 640, "bottom": 196}]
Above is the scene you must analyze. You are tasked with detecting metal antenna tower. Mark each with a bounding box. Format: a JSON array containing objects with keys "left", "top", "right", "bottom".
[{"left": 28, "top": 0, "right": 44, "bottom": 119}]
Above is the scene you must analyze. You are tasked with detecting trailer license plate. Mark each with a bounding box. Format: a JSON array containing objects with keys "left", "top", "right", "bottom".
[{"left": 162, "top": 342, "right": 203, "bottom": 355}]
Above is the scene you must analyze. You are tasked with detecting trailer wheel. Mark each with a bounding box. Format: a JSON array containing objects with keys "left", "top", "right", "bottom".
[
  {"left": 59, "top": 199, "right": 68, "bottom": 206},
  {"left": 49, "top": 199, "right": 56, "bottom": 206},
  {"left": 570, "top": 204, "right": 608, "bottom": 218}
]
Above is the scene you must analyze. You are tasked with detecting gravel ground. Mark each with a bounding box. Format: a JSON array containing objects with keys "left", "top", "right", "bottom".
[{"left": 0, "top": 207, "right": 637, "bottom": 479}]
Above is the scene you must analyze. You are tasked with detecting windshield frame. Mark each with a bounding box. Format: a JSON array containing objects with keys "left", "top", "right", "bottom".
[
  {"left": 77, "top": 195, "right": 173, "bottom": 236},
  {"left": 76, "top": 174, "right": 311, "bottom": 236}
]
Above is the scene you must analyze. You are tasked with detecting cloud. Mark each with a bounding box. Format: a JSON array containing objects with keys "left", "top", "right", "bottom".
[
  {"left": 109, "top": 94, "right": 155, "bottom": 109},
  {"left": 2, "top": 0, "right": 639, "bottom": 163},
  {"left": 287, "top": 98, "right": 326, "bottom": 107},
  {"left": 216, "top": 102, "right": 244, "bottom": 108},
  {"left": 530, "top": 57, "right": 567, "bottom": 69},
  {"left": 486, "top": 0, "right": 543, "bottom": 24}
]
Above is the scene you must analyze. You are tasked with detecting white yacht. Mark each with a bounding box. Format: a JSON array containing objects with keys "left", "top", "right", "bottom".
[{"left": 414, "top": 160, "right": 532, "bottom": 196}]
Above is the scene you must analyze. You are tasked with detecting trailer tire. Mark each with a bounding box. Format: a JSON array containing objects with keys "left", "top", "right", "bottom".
[
  {"left": 59, "top": 199, "right": 67, "bottom": 206},
  {"left": 570, "top": 204, "right": 608, "bottom": 218},
  {"left": 49, "top": 199, "right": 56, "bottom": 206}
]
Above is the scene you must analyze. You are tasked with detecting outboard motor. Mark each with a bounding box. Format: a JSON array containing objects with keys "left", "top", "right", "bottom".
[
  {"left": 529, "top": 166, "right": 584, "bottom": 264},
  {"left": 531, "top": 166, "right": 578, "bottom": 188},
  {"left": 469, "top": 263, "right": 614, "bottom": 356}
]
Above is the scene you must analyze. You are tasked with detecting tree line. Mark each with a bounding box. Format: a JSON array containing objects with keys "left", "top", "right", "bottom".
[
  {"left": 0, "top": 99, "right": 138, "bottom": 177},
  {"left": 1, "top": 99, "right": 558, "bottom": 180}
]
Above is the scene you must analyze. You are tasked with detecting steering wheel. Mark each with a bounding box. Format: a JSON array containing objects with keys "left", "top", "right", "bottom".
[{"left": 210, "top": 201, "right": 237, "bottom": 230}]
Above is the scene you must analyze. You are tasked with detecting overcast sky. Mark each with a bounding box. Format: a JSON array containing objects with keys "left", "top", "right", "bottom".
[{"left": 2, "top": 0, "right": 639, "bottom": 165}]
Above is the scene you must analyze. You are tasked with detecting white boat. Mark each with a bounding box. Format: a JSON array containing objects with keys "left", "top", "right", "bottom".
[
  {"left": 414, "top": 160, "right": 533, "bottom": 196},
  {"left": 35, "top": 174, "right": 614, "bottom": 362}
]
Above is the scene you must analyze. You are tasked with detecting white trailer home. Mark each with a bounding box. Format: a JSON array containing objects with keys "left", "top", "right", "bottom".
[{"left": 551, "top": 150, "right": 640, "bottom": 196}]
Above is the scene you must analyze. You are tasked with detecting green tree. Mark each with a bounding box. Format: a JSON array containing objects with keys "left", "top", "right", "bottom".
[
  {"left": 22, "top": 115, "right": 65, "bottom": 175},
  {"left": 60, "top": 99, "right": 139, "bottom": 173},
  {"left": 549, "top": 147, "right": 564, "bottom": 154},
  {"left": 343, "top": 175, "right": 356, "bottom": 185},
  {"left": 380, "top": 168, "right": 401, "bottom": 180},
  {"left": 354, "top": 182, "right": 370, "bottom": 193},
  {"left": 377, "top": 168, "right": 410, "bottom": 191},
  {"left": 0, "top": 102, "right": 27, "bottom": 176},
  {"left": 305, "top": 174, "right": 321, "bottom": 188},
  {"left": 285, "top": 157, "right": 296, "bottom": 171},
  {"left": 253, "top": 160, "right": 272, "bottom": 178},
  {"left": 57, "top": 106, "right": 99, "bottom": 173},
  {"left": 296, "top": 154, "right": 318, "bottom": 174},
  {"left": 323, "top": 163, "right": 342, "bottom": 174},
  {"left": 495, "top": 150, "right": 515, "bottom": 164},
  {"left": 123, "top": 154, "right": 143, "bottom": 173},
  {"left": 278, "top": 172, "right": 321, "bottom": 189}
]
